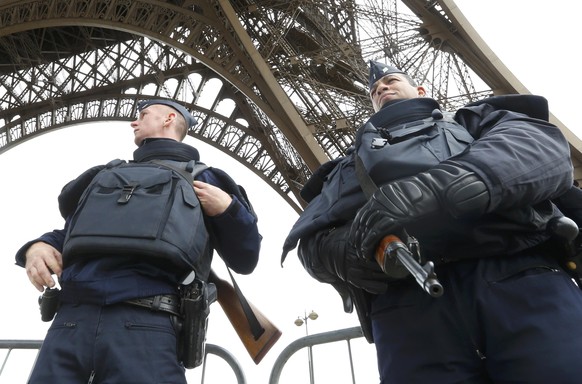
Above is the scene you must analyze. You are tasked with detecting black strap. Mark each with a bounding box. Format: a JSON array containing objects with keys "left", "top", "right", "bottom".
[
  {"left": 149, "top": 159, "right": 209, "bottom": 181},
  {"left": 354, "top": 152, "right": 378, "bottom": 199},
  {"left": 226, "top": 267, "right": 265, "bottom": 340}
]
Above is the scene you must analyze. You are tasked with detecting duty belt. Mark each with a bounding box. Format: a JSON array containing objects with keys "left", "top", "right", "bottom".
[{"left": 125, "top": 294, "right": 181, "bottom": 316}]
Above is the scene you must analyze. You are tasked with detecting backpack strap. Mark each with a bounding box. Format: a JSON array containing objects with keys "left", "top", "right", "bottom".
[
  {"left": 190, "top": 162, "right": 210, "bottom": 178},
  {"left": 106, "top": 158, "right": 126, "bottom": 168},
  {"left": 149, "top": 159, "right": 209, "bottom": 182}
]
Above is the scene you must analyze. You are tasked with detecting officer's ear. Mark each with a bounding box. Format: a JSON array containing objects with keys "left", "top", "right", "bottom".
[{"left": 417, "top": 86, "right": 427, "bottom": 97}]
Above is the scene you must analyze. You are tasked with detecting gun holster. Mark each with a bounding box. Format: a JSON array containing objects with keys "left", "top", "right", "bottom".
[
  {"left": 177, "top": 279, "right": 217, "bottom": 369},
  {"left": 547, "top": 216, "right": 582, "bottom": 286},
  {"left": 38, "top": 287, "right": 61, "bottom": 322}
]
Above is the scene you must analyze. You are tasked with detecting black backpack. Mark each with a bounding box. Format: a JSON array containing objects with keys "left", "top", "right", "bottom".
[{"left": 62, "top": 159, "right": 209, "bottom": 271}]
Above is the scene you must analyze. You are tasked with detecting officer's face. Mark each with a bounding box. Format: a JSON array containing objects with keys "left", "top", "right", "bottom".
[
  {"left": 130, "top": 105, "right": 175, "bottom": 146},
  {"left": 370, "top": 74, "right": 426, "bottom": 112}
]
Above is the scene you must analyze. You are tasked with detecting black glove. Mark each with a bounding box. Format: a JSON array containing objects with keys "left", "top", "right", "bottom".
[
  {"left": 298, "top": 224, "right": 388, "bottom": 294},
  {"left": 350, "top": 161, "right": 490, "bottom": 261}
]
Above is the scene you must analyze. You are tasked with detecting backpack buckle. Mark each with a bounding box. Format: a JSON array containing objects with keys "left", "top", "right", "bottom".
[{"left": 118, "top": 182, "right": 139, "bottom": 204}]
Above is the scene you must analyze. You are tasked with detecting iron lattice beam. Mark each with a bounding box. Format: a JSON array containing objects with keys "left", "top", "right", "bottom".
[{"left": 0, "top": 0, "right": 578, "bottom": 211}]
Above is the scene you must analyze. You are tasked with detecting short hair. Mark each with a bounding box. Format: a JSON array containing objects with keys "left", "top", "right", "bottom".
[
  {"left": 171, "top": 112, "right": 188, "bottom": 141},
  {"left": 138, "top": 99, "right": 196, "bottom": 139}
]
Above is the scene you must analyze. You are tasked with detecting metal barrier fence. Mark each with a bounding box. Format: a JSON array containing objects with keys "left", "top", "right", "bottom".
[
  {"left": 0, "top": 326, "right": 366, "bottom": 383},
  {"left": 269, "top": 326, "right": 364, "bottom": 384},
  {"left": 0, "top": 341, "right": 246, "bottom": 384}
]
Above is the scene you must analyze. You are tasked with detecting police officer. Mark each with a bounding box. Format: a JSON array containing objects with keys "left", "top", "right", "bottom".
[
  {"left": 16, "top": 99, "right": 262, "bottom": 384},
  {"left": 287, "top": 61, "right": 582, "bottom": 383}
]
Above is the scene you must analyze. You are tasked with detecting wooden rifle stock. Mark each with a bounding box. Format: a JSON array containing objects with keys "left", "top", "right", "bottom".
[{"left": 208, "top": 270, "right": 282, "bottom": 364}]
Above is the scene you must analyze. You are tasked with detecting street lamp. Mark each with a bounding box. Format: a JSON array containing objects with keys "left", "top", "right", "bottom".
[
  {"left": 295, "top": 310, "right": 318, "bottom": 384},
  {"left": 294, "top": 310, "right": 318, "bottom": 334}
]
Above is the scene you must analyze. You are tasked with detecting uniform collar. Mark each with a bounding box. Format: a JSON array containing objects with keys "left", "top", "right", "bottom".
[
  {"left": 366, "top": 98, "right": 441, "bottom": 129},
  {"left": 133, "top": 138, "right": 200, "bottom": 163}
]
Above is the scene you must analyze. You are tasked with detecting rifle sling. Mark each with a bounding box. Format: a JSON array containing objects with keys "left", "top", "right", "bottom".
[
  {"left": 227, "top": 267, "right": 265, "bottom": 340},
  {"left": 354, "top": 152, "right": 378, "bottom": 199}
]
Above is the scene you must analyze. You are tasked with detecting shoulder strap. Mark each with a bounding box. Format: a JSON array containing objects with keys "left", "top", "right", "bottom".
[
  {"left": 354, "top": 152, "right": 378, "bottom": 199},
  {"left": 226, "top": 267, "right": 265, "bottom": 340},
  {"left": 190, "top": 162, "right": 210, "bottom": 178},
  {"left": 149, "top": 159, "right": 209, "bottom": 181},
  {"left": 106, "top": 158, "right": 126, "bottom": 168}
]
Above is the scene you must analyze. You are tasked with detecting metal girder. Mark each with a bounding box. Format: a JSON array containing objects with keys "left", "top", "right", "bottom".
[{"left": 0, "top": 0, "right": 579, "bottom": 212}]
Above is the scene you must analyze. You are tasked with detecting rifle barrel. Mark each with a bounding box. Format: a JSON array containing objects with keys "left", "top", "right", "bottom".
[{"left": 378, "top": 235, "right": 444, "bottom": 298}]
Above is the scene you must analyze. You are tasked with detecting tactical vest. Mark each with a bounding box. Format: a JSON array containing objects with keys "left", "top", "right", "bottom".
[{"left": 282, "top": 102, "right": 473, "bottom": 262}]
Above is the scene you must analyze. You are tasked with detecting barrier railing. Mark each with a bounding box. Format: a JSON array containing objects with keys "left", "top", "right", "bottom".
[
  {"left": 0, "top": 340, "right": 246, "bottom": 384},
  {"left": 268, "top": 326, "right": 364, "bottom": 384},
  {"left": 1, "top": 326, "right": 367, "bottom": 383}
]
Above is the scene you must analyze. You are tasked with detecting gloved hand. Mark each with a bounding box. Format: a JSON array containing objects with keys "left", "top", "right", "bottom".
[
  {"left": 298, "top": 224, "right": 388, "bottom": 294},
  {"left": 350, "top": 161, "right": 490, "bottom": 261}
]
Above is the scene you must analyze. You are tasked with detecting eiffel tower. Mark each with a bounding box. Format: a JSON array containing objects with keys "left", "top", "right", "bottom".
[{"left": 0, "top": 0, "right": 579, "bottom": 214}]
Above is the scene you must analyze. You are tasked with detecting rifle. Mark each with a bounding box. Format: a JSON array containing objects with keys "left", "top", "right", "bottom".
[
  {"left": 208, "top": 269, "right": 282, "bottom": 364},
  {"left": 353, "top": 151, "right": 443, "bottom": 297},
  {"left": 376, "top": 234, "right": 444, "bottom": 298}
]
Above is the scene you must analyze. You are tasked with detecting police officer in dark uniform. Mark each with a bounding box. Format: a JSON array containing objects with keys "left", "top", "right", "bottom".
[
  {"left": 285, "top": 62, "right": 582, "bottom": 383},
  {"left": 15, "top": 100, "right": 262, "bottom": 384}
]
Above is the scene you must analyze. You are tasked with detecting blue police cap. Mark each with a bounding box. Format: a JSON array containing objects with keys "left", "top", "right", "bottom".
[
  {"left": 138, "top": 99, "right": 197, "bottom": 128},
  {"left": 369, "top": 60, "right": 406, "bottom": 89}
]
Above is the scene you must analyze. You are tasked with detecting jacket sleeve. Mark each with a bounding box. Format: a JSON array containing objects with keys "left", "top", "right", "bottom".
[
  {"left": 453, "top": 96, "right": 573, "bottom": 212},
  {"left": 196, "top": 170, "right": 261, "bottom": 274},
  {"left": 14, "top": 227, "right": 67, "bottom": 267}
]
